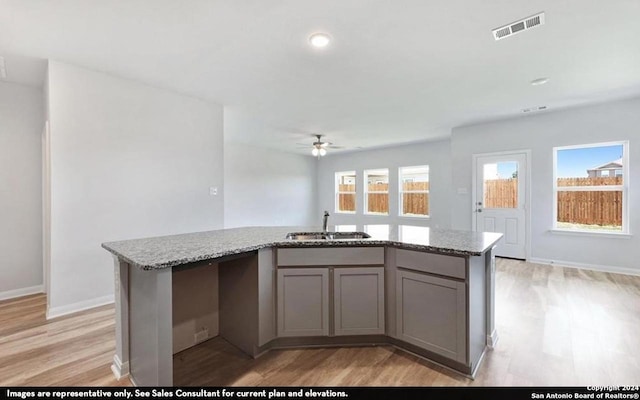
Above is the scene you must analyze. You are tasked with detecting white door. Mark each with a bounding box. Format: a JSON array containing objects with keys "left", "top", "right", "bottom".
[{"left": 474, "top": 153, "right": 527, "bottom": 259}]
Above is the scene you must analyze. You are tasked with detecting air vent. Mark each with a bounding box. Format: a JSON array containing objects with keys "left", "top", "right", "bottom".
[
  {"left": 0, "top": 56, "right": 6, "bottom": 80},
  {"left": 493, "top": 12, "right": 545, "bottom": 41},
  {"left": 522, "top": 105, "right": 548, "bottom": 113}
]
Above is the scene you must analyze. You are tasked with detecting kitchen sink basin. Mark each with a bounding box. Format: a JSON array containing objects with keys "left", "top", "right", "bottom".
[
  {"left": 285, "top": 232, "right": 371, "bottom": 240},
  {"left": 328, "top": 232, "right": 371, "bottom": 239},
  {"left": 285, "top": 233, "right": 330, "bottom": 240}
]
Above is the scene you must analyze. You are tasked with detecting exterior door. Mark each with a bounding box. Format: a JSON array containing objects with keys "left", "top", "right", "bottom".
[{"left": 474, "top": 153, "right": 527, "bottom": 259}]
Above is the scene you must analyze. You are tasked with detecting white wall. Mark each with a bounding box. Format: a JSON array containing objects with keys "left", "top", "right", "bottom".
[
  {"left": 451, "top": 96, "right": 640, "bottom": 274},
  {"left": 224, "top": 142, "right": 317, "bottom": 227},
  {"left": 316, "top": 140, "right": 452, "bottom": 231},
  {"left": 0, "top": 81, "right": 44, "bottom": 299},
  {"left": 46, "top": 61, "right": 224, "bottom": 316},
  {"left": 223, "top": 123, "right": 317, "bottom": 228}
]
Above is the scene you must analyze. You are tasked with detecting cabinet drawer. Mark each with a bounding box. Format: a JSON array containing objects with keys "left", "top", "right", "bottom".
[
  {"left": 277, "top": 247, "right": 384, "bottom": 266},
  {"left": 396, "top": 249, "right": 466, "bottom": 279}
]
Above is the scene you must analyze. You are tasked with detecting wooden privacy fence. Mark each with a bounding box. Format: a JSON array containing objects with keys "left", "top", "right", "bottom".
[
  {"left": 401, "top": 182, "right": 429, "bottom": 215},
  {"left": 337, "top": 184, "right": 356, "bottom": 212},
  {"left": 556, "top": 177, "right": 622, "bottom": 226},
  {"left": 337, "top": 182, "right": 429, "bottom": 215},
  {"left": 484, "top": 177, "right": 623, "bottom": 226},
  {"left": 484, "top": 179, "right": 518, "bottom": 208}
]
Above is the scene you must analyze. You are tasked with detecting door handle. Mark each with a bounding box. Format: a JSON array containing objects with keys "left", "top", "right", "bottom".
[{"left": 476, "top": 209, "right": 483, "bottom": 213}]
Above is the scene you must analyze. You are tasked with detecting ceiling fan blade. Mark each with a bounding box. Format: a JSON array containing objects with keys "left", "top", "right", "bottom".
[{"left": 327, "top": 145, "right": 345, "bottom": 149}]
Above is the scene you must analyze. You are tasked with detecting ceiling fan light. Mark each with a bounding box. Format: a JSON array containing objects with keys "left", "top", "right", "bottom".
[
  {"left": 312, "top": 147, "right": 319, "bottom": 156},
  {"left": 319, "top": 148, "right": 327, "bottom": 156}
]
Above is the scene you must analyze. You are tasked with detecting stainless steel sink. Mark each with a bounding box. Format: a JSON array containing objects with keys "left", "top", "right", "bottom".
[
  {"left": 285, "top": 232, "right": 371, "bottom": 240},
  {"left": 285, "top": 232, "right": 330, "bottom": 240},
  {"left": 328, "top": 232, "right": 371, "bottom": 239}
]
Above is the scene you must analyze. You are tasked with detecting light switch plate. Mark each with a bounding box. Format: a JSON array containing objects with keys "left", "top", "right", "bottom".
[{"left": 209, "top": 186, "right": 218, "bottom": 196}]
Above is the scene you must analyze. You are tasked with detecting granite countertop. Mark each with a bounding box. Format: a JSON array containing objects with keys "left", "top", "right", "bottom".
[{"left": 102, "top": 225, "right": 503, "bottom": 270}]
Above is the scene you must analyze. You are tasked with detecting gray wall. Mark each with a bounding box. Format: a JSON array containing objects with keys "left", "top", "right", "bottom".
[
  {"left": 223, "top": 122, "right": 317, "bottom": 228},
  {"left": 316, "top": 139, "right": 452, "bottom": 231},
  {"left": 0, "top": 81, "right": 44, "bottom": 299},
  {"left": 46, "top": 61, "right": 225, "bottom": 317},
  {"left": 451, "top": 96, "right": 639, "bottom": 274}
]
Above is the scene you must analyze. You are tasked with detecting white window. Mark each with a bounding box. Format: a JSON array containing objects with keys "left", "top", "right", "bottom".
[
  {"left": 335, "top": 171, "right": 356, "bottom": 213},
  {"left": 364, "top": 224, "right": 389, "bottom": 240},
  {"left": 398, "top": 225, "right": 429, "bottom": 243},
  {"left": 364, "top": 169, "right": 389, "bottom": 215},
  {"left": 399, "top": 165, "right": 429, "bottom": 217},
  {"left": 553, "top": 141, "right": 628, "bottom": 234},
  {"left": 334, "top": 224, "right": 357, "bottom": 232}
]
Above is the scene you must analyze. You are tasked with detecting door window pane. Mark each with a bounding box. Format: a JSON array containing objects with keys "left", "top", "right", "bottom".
[{"left": 483, "top": 161, "right": 518, "bottom": 209}]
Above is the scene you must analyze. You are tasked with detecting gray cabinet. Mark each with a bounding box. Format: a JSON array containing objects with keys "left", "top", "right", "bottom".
[
  {"left": 334, "top": 267, "right": 385, "bottom": 336},
  {"left": 396, "top": 269, "right": 466, "bottom": 364},
  {"left": 277, "top": 268, "right": 330, "bottom": 337}
]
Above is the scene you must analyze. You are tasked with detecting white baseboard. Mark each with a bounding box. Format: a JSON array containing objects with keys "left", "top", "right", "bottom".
[
  {"left": 46, "top": 294, "right": 115, "bottom": 320},
  {"left": 528, "top": 257, "right": 640, "bottom": 277},
  {"left": 487, "top": 329, "right": 499, "bottom": 348},
  {"left": 111, "top": 354, "right": 130, "bottom": 380},
  {"left": 0, "top": 285, "right": 44, "bottom": 301}
]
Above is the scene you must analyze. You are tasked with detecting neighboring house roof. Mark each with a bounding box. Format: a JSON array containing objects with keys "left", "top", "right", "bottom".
[{"left": 588, "top": 158, "right": 622, "bottom": 171}]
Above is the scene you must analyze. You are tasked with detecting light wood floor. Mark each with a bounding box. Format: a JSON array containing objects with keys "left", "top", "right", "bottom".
[{"left": 2, "top": 259, "right": 639, "bottom": 386}]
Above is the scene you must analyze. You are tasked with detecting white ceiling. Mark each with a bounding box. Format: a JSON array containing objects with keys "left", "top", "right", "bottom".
[{"left": 1, "top": 0, "right": 639, "bottom": 154}]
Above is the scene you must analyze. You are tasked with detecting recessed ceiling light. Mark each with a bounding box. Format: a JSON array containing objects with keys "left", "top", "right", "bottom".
[
  {"left": 531, "top": 77, "right": 549, "bottom": 86},
  {"left": 309, "top": 33, "right": 331, "bottom": 48}
]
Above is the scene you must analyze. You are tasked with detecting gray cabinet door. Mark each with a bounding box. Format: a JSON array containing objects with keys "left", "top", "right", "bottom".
[
  {"left": 334, "top": 267, "right": 385, "bottom": 336},
  {"left": 277, "top": 268, "right": 329, "bottom": 337},
  {"left": 396, "top": 269, "right": 466, "bottom": 364}
]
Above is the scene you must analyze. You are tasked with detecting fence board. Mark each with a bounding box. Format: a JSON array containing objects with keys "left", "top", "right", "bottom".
[
  {"left": 484, "top": 179, "right": 517, "bottom": 208},
  {"left": 484, "top": 177, "right": 622, "bottom": 227}
]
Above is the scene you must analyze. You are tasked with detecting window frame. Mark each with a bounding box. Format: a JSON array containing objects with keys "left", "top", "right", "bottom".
[
  {"left": 398, "top": 165, "right": 430, "bottom": 218},
  {"left": 552, "top": 141, "right": 629, "bottom": 235},
  {"left": 364, "top": 168, "right": 389, "bottom": 216},
  {"left": 335, "top": 171, "right": 357, "bottom": 214}
]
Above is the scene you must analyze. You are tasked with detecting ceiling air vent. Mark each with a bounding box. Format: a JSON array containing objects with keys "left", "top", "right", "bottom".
[
  {"left": 493, "top": 12, "right": 545, "bottom": 41},
  {"left": 522, "top": 105, "right": 548, "bottom": 113}
]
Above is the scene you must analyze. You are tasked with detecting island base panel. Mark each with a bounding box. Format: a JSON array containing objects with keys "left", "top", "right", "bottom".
[{"left": 129, "top": 265, "right": 173, "bottom": 386}]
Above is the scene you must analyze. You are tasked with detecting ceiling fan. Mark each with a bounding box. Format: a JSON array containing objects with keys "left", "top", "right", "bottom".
[{"left": 296, "top": 134, "right": 344, "bottom": 157}]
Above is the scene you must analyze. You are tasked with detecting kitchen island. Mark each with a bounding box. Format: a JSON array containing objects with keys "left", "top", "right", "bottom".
[{"left": 102, "top": 226, "right": 502, "bottom": 386}]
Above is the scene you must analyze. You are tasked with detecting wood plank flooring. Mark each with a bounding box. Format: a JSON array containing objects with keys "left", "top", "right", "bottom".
[
  {"left": 2, "top": 259, "right": 639, "bottom": 386},
  {"left": 0, "top": 294, "right": 129, "bottom": 387}
]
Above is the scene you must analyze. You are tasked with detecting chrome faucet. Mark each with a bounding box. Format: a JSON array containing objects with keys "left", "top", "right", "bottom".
[{"left": 322, "top": 211, "right": 330, "bottom": 233}]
